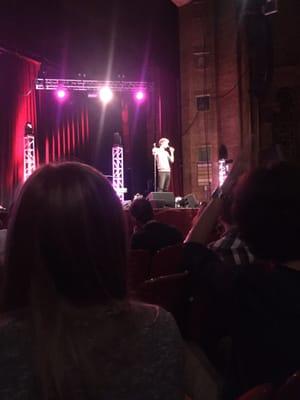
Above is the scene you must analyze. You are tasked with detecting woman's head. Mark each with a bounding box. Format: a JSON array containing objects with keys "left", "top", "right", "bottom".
[
  {"left": 233, "top": 162, "right": 300, "bottom": 263},
  {"left": 3, "top": 162, "right": 128, "bottom": 311}
]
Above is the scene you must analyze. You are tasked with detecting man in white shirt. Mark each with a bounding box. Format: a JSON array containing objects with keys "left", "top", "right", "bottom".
[{"left": 152, "top": 138, "right": 175, "bottom": 192}]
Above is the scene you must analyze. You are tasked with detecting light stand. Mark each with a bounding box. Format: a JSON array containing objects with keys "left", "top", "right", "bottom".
[{"left": 24, "top": 122, "right": 36, "bottom": 182}]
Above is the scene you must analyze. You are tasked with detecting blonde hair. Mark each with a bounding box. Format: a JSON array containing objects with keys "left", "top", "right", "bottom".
[{"left": 159, "top": 138, "right": 169, "bottom": 146}]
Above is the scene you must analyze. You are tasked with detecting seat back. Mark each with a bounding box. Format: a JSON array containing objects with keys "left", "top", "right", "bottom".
[
  {"left": 136, "top": 271, "right": 189, "bottom": 332},
  {"left": 154, "top": 208, "right": 198, "bottom": 237},
  {"left": 150, "top": 244, "right": 184, "bottom": 278},
  {"left": 127, "top": 249, "right": 151, "bottom": 291},
  {"left": 237, "top": 383, "right": 273, "bottom": 400},
  {"left": 274, "top": 370, "right": 300, "bottom": 400}
]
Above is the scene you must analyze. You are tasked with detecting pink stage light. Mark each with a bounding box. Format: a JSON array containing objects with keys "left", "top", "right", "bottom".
[
  {"left": 135, "top": 90, "right": 145, "bottom": 102},
  {"left": 56, "top": 88, "right": 67, "bottom": 100},
  {"left": 99, "top": 87, "right": 113, "bottom": 104}
]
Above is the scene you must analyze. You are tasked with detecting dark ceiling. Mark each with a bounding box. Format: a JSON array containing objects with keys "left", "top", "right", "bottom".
[{"left": 0, "top": 0, "right": 179, "bottom": 80}]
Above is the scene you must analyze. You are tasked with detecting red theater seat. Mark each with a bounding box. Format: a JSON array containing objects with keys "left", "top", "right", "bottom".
[
  {"left": 154, "top": 208, "right": 198, "bottom": 237},
  {"left": 237, "top": 383, "right": 273, "bottom": 400},
  {"left": 127, "top": 249, "right": 151, "bottom": 290},
  {"left": 274, "top": 370, "right": 300, "bottom": 400},
  {"left": 150, "top": 244, "right": 184, "bottom": 278},
  {"left": 136, "top": 271, "right": 189, "bottom": 330}
]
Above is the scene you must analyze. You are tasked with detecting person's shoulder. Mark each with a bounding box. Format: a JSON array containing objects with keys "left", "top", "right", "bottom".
[
  {"left": 128, "top": 301, "right": 159, "bottom": 319},
  {"left": 131, "top": 229, "right": 146, "bottom": 240},
  {"left": 128, "top": 301, "right": 181, "bottom": 337},
  {"left": 0, "top": 313, "right": 30, "bottom": 366},
  {"left": 143, "top": 221, "right": 166, "bottom": 234},
  {"left": 167, "top": 224, "right": 183, "bottom": 238},
  {"left": 146, "top": 221, "right": 181, "bottom": 235},
  {"left": 131, "top": 229, "right": 148, "bottom": 248},
  {"left": 134, "top": 303, "right": 184, "bottom": 362},
  {"left": 0, "top": 315, "right": 32, "bottom": 398},
  {"left": 126, "top": 303, "right": 184, "bottom": 398},
  {"left": 129, "top": 301, "right": 171, "bottom": 323}
]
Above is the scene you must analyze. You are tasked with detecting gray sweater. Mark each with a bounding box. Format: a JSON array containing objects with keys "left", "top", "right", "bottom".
[{"left": 0, "top": 302, "right": 184, "bottom": 400}]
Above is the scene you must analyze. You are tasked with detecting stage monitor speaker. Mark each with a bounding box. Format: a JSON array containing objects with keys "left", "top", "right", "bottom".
[
  {"left": 147, "top": 192, "right": 175, "bottom": 208},
  {"left": 183, "top": 193, "right": 199, "bottom": 208}
]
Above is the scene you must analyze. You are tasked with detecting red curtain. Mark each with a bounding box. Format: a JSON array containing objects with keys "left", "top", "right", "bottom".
[
  {"left": 0, "top": 50, "right": 40, "bottom": 206},
  {"left": 36, "top": 92, "right": 90, "bottom": 165},
  {"left": 151, "top": 63, "right": 183, "bottom": 195}
]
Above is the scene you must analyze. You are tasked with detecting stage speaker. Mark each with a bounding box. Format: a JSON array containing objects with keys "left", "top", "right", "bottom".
[
  {"left": 183, "top": 193, "right": 199, "bottom": 208},
  {"left": 147, "top": 192, "right": 175, "bottom": 208}
]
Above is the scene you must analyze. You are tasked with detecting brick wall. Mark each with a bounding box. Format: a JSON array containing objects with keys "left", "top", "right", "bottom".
[{"left": 179, "top": 0, "right": 251, "bottom": 200}]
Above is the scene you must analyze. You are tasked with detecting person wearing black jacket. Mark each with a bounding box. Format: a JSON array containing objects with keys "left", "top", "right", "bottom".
[
  {"left": 185, "top": 161, "right": 300, "bottom": 398},
  {"left": 130, "top": 197, "right": 183, "bottom": 253}
]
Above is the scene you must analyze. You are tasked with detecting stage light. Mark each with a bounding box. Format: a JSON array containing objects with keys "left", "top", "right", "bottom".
[
  {"left": 135, "top": 90, "right": 145, "bottom": 102},
  {"left": 99, "top": 87, "right": 113, "bottom": 104},
  {"left": 55, "top": 88, "right": 67, "bottom": 100},
  {"left": 25, "top": 122, "right": 33, "bottom": 136}
]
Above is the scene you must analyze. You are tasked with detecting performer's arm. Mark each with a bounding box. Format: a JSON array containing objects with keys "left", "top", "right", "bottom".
[{"left": 169, "top": 147, "right": 175, "bottom": 163}]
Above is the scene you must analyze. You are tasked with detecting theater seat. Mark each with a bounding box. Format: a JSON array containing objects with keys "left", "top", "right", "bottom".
[
  {"left": 136, "top": 271, "right": 189, "bottom": 332},
  {"left": 127, "top": 249, "right": 151, "bottom": 290},
  {"left": 274, "top": 370, "right": 300, "bottom": 400},
  {"left": 150, "top": 244, "right": 184, "bottom": 278},
  {"left": 237, "top": 383, "right": 273, "bottom": 400}
]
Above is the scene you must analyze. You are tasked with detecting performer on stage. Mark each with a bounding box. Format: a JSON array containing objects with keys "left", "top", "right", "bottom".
[{"left": 152, "top": 138, "right": 175, "bottom": 192}]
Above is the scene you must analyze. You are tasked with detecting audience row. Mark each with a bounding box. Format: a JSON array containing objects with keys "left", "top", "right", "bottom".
[{"left": 0, "top": 160, "right": 299, "bottom": 400}]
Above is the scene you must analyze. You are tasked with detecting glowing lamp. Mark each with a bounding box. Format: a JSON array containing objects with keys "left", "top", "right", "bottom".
[
  {"left": 56, "top": 88, "right": 67, "bottom": 100},
  {"left": 99, "top": 87, "right": 113, "bottom": 104},
  {"left": 25, "top": 122, "right": 33, "bottom": 136},
  {"left": 135, "top": 90, "right": 145, "bottom": 102}
]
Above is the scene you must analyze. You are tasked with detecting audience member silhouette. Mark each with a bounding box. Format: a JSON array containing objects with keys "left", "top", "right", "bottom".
[
  {"left": 185, "top": 162, "right": 300, "bottom": 397},
  {"left": 229, "top": 162, "right": 300, "bottom": 393},
  {"left": 130, "top": 197, "right": 183, "bottom": 253},
  {"left": 0, "top": 162, "right": 184, "bottom": 400},
  {"left": 208, "top": 193, "right": 254, "bottom": 266}
]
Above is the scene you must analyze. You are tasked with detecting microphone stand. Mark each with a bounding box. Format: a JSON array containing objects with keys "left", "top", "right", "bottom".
[{"left": 153, "top": 144, "right": 157, "bottom": 192}]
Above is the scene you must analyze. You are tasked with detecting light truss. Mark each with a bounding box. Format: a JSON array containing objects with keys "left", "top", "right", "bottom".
[
  {"left": 35, "top": 78, "right": 153, "bottom": 93},
  {"left": 112, "top": 145, "right": 127, "bottom": 202},
  {"left": 24, "top": 134, "right": 36, "bottom": 181}
]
